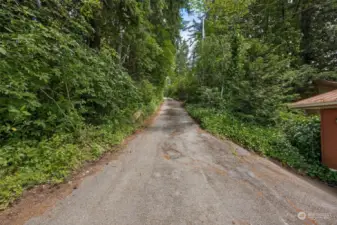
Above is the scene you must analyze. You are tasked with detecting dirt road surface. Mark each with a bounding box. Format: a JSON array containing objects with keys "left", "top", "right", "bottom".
[{"left": 25, "top": 100, "right": 337, "bottom": 225}]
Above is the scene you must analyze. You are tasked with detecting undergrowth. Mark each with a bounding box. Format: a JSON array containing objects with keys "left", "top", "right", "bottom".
[{"left": 0, "top": 99, "right": 161, "bottom": 210}]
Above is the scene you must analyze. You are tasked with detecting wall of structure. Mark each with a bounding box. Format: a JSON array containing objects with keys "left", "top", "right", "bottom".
[{"left": 320, "top": 109, "right": 337, "bottom": 170}]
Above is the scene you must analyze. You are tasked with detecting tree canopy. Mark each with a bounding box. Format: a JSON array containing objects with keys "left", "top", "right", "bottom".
[{"left": 171, "top": 0, "right": 337, "bottom": 124}]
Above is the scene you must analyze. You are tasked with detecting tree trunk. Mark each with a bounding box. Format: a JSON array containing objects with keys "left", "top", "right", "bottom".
[
  {"left": 89, "top": 19, "right": 101, "bottom": 50},
  {"left": 300, "top": 1, "right": 315, "bottom": 64}
]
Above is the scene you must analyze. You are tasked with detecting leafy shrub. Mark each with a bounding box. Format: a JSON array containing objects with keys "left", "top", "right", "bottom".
[
  {"left": 0, "top": 101, "right": 160, "bottom": 210},
  {"left": 0, "top": 12, "right": 138, "bottom": 141},
  {"left": 279, "top": 112, "right": 321, "bottom": 163},
  {"left": 166, "top": 73, "right": 199, "bottom": 101},
  {"left": 195, "top": 87, "right": 226, "bottom": 109}
]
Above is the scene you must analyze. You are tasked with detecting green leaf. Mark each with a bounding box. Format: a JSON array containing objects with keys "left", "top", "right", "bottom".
[{"left": 0, "top": 47, "right": 6, "bottom": 55}]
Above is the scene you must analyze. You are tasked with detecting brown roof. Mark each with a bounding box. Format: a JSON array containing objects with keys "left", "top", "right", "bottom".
[
  {"left": 314, "top": 79, "right": 337, "bottom": 88},
  {"left": 290, "top": 89, "right": 337, "bottom": 109}
]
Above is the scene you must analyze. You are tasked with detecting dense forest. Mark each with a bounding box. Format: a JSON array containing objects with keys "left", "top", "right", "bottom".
[
  {"left": 168, "top": 0, "right": 337, "bottom": 185},
  {"left": 0, "top": 0, "right": 188, "bottom": 209},
  {"left": 1, "top": 0, "right": 337, "bottom": 211}
]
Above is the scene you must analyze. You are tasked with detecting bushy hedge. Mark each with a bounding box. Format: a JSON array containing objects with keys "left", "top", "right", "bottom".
[
  {"left": 186, "top": 104, "right": 337, "bottom": 184},
  {"left": 0, "top": 103, "right": 160, "bottom": 209},
  {"left": 279, "top": 112, "right": 321, "bottom": 163}
]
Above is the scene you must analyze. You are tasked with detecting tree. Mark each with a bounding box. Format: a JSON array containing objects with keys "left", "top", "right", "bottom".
[{"left": 176, "top": 0, "right": 337, "bottom": 124}]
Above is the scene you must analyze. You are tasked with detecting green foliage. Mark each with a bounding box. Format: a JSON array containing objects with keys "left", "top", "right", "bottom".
[
  {"left": 182, "top": 0, "right": 337, "bottom": 124},
  {"left": 186, "top": 104, "right": 337, "bottom": 184},
  {"left": 0, "top": 115, "right": 157, "bottom": 209},
  {"left": 0, "top": 0, "right": 186, "bottom": 209},
  {"left": 195, "top": 87, "right": 226, "bottom": 109},
  {"left": 279, "top": 112, "right": 321, "bottom": 163},
  {"left": 0, "top": 22, "right": 138, "bottom": 139},
  {"left": 166, "top": 72, "right": 199, "bottom": 101}
]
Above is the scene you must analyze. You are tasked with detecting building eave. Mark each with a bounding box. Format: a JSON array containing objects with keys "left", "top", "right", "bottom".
[{"left": 289, "top": 101, "right": 337, "bottom": 110}]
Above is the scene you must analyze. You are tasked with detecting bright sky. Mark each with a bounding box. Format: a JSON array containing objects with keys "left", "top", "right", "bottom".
[
  {"left": 180, "top": 9, "right": 200, "bottom": 43},
  {"left": 180, "top": 9, "right": 201, "bottom": 57}
]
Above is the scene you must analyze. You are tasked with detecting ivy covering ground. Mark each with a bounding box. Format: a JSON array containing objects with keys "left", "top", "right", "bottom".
[{"left": 186, "top": 104, "right": 337, "bottom": 185}]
